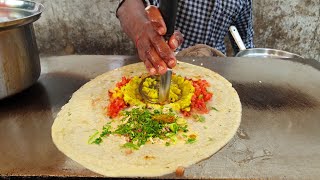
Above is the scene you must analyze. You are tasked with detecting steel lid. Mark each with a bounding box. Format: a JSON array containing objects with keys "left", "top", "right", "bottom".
[{"left": 0, "top": 0, "right": 44, "bottom": 29}]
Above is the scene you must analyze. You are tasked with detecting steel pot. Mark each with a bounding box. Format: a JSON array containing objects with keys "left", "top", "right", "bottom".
[
  {"left": 0, "top": 0, "right": 44, "bottom": 99},
  {"left": 229, "top": 26, "right": 303, "bottom": 59}
]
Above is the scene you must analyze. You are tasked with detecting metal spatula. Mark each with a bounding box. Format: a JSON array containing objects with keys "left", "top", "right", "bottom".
[{"left": 139, "top": 0, "right": 178, "bottom": 104}]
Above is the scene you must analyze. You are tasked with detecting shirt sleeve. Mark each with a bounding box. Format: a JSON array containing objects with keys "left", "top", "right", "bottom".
[{"left": 229, "top": 0, "right": 254, "bottom": 55}]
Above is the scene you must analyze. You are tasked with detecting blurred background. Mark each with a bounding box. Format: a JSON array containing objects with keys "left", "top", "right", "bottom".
[{"left": 33, "top": 0, "right": 320, "bottom": 61}]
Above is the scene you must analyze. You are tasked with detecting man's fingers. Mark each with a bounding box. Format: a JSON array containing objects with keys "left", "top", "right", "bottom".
[
  {"left": 144, "top": 59, "right": 157, "bottom": 75},
  {"left": 148, "top": 31, "right": 176, "bottom": 68},
  {"left": 145, "top": 48, "right": 168, "bottom": 75},
  {"left": 136, "top": 37, "right": 156, "bottom": 75},
  {"left": 145, "top": 6, "right": 178, "bottom": 69},
  {"left": 139, "top": 49, "right": 157, "bottom": 75},
  {"left": 136, "top": 32, "right": 168, "bottom": 75},
  {"left": 168, "top": 30, "right": 184, "bottom": 50},
  {"left": 145, "top": 5, "right": 166, "bottom": 35}
]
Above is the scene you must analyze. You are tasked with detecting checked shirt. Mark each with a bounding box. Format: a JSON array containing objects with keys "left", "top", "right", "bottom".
[{"left": 148, "top": 0, "right": 254, "bottom": 54}]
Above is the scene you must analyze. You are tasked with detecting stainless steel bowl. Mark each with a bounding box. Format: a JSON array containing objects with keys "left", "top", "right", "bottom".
[
  {"left": 229, "top": 26, "right": 303, "bottom": 59},
  {"left": 235, "top": 48, "right": 303, "bottom": 59},
  {"left": 0, "top": 0, "right": 44, "bottom": 99}
]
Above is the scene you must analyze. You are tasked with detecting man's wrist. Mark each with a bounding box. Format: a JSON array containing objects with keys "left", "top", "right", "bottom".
[
  {"left": 116, "top": 0, "right": 148, "bottom": 18},
  {"left": 116, "top": 0, "right": 151, "bottom": 43}
]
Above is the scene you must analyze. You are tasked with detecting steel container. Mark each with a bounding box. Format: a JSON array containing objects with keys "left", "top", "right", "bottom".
[
  {"left": 229, "top": 26, "right": 303, "bottom": 59},
  {"left": 235, "top": 48, "right": 303, "bottom": 58},
  {"left": 0, "top": 0, "right": 44, "bottom": 99}
]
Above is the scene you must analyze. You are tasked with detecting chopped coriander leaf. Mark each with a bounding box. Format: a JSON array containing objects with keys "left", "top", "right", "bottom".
[
  {"left": 211, "top": 107, "right": 219, "bottom": 111},
  {"left": 165, "top": 132, "right": 175, "bottom": 138},
  {"left": 122, "top": 142, "right": 139, "bottom": 150},
  {"left": 89, "top": 107, "right": 190, "bottom": 149},
  {"left": 92, "top": 137, "right": 102, "bottom": 144},
  {"left": 186, "top": 138, "right": 196, "bottom": 144},
  {"left": 192, "top": 114, "right": 206, "bottom": 123},
  {"left": 165, "top": 142, "right": 170, "bottom": 146},
  {"left": 181, "top": 125, "right": 189, "bottom": 132},
  {"left": 169, "top": 123, "right": 179, "bottom": 133},
  {"left": 204, "top": 126, "right": 208, "bottom": 129},
  {"left": 198, "top": 116, "right": 205, "bottom": 123},
  {"left": 88, "top": 124, "right": 112, "bottom": 145},
  {"left": 100, "top": 124, "right": 112, "bottom": 137},
  {"left": 169, "top": 135, "right": 178, "bottom": 144},
  {"left": 153, "top": 109, "right": 160, "bottom": 114},
  {"left": 88, "top": 131, "right": 99, "bottom": 144},
  {"left": 114, "top": 108, "right": 177, "bottom": 147}
]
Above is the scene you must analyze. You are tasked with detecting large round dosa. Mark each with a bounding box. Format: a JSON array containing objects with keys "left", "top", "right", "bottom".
[{"left": 51, "top": 62, "right": 241, "bottom": 177}]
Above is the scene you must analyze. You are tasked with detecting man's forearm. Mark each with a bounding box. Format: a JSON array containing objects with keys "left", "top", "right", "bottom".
[{"left": 117, "top": 0, "right": 149, "bottom": 41}]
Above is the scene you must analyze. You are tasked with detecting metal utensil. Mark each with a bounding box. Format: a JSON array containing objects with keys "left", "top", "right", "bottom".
[
  {"left": 229, "top": 26, "right": 303, "bottom": 59},
  {"left": 139, "top": 0, "right": 178, "bottom": 104},
  {"left": 0, "top": 0, "right": 44, "bottom": 100},
  {"left": 139, "top": 68, "right": 172, "bottom": 104},
  {"left": 158, "top": 68, "right": 172, "bottom": 104}
]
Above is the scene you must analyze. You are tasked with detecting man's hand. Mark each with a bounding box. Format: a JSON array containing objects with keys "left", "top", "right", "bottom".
[
  {"left": 117, "top": 2, "right": 183, "bottom": 75},
  {"left": 137, "top": 6, "right": 183, "bottom": 75}
]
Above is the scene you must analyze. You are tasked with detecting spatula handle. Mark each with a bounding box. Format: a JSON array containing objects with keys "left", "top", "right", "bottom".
[{"left": 229, "top": 26, "right": 247, "bottom": 51}]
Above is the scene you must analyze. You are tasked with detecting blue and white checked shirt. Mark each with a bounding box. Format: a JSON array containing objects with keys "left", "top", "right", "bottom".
[{"left": 148, "top": 0, "right": 254, "bottom": 54}]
